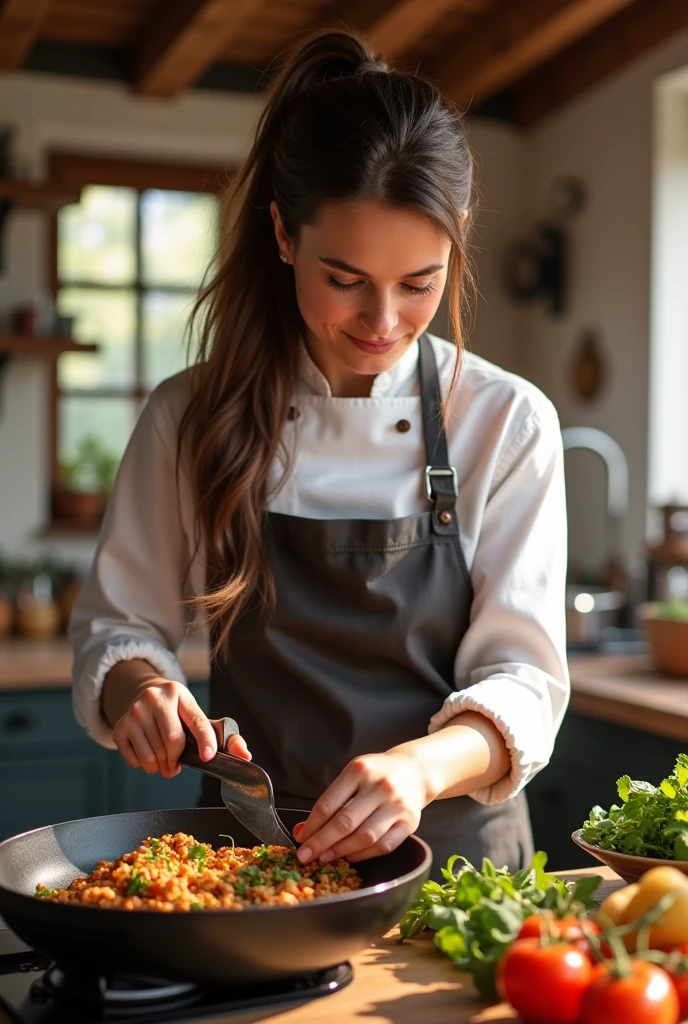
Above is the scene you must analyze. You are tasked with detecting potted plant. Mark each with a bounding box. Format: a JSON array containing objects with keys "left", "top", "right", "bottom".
[
  {"left": 641, "top": 601, "right": 688, "bottom": 677},
  {"left": 53, "top": 435, "right": 119, "bottom": 527}
]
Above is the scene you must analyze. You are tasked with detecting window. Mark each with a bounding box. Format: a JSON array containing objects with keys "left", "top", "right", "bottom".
[{"left": 48, "top": 154, "right": 225, "bottom": 518}]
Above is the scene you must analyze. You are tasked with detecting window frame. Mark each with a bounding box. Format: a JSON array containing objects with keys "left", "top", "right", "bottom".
[{"left": 47, "top": 151, "right": 230, "bottom": 528}]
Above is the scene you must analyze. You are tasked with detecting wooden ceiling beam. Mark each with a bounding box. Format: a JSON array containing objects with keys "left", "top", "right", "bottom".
[
  {"left": 367, "top": 0, "right": 483, "bottom": 61},
  {"left": 429, "top": 0, "right": 638, "bottom": 109},
  {"left": 0, "top": 0, "right": 55, "bottom": 70},
  {"left": 136, "top": 0, "right": 267, "bottom": 98},
  {"left": 512, "top": 0, "right": 688, "bottom": 126}
]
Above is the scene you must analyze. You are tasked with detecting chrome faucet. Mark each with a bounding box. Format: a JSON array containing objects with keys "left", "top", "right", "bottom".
[
  {"left": 561, "top": 426, "right": 629, "bottom": 579},
  {"left": 561, "top": 427, "right": 629, "bottom": 519}
]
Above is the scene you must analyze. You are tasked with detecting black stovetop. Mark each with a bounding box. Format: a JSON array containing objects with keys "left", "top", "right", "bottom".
[{"left": 0, "top": 930, "right": 352, "bottom": 1023}]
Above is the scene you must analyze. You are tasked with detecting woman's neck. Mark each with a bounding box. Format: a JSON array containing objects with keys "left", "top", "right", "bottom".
[{"left": 303, "top": 334, "right": 376, "bottom": 398}]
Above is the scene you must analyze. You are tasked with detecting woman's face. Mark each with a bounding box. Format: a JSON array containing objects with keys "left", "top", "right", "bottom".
[{"left": 271, "top": 198, "right": 452, "bottom": 397}]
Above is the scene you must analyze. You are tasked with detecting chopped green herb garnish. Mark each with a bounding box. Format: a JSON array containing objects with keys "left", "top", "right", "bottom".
[
  {"left": 218, "top": 834, "right": 235, "bottom": 851},
  {"left": 238, "top": 864, "right": 263, "bottom": 885},
  {"left": 35, "top": 886, "right": 56, "bottom": 898},
  {"left": 126, "top": 868, "right": 149, "bottom": 896},
  {"left": 254, "top": 844, "right": 271, "bottom": 863},
  {"left": 189, "top": 901, "right": 202, "bottom": 910},
  {"left": 234, "top": 883, "right": 247, "bottom": 898},
  {"left": 270, "top": 865, "right": 302, "bottom": 883},
  {"left": 187, "top": 843, "right": 207, "bottom": 868}
]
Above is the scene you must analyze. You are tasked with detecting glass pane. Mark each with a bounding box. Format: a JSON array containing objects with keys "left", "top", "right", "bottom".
[
  {"left": 142, "top": 290, "right": 194, "bottom": 389},
  {"left": 58, "top": 396, "right": 137, "bottom": 475},
  {"left": 58, "top": 186, "right": 137, "bottom": 285},
  {"left": 56, "top": 288, "right": 137, "bottom": 390},
  {"left": 141, "top": 190, "right": 218, "bottom": 288}
]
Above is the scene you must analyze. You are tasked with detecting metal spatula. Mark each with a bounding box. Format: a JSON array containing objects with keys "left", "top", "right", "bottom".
[{"left": 178, "top": 717, "right": 295, "bottom": 848}]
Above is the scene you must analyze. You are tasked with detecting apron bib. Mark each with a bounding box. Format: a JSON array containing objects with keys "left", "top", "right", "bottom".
[{"left": 201, "top": 334, "right": 533, "bottom": 877}]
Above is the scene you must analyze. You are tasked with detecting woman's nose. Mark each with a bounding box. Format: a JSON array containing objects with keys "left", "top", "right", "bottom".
[{"left": 359, "top": 295, "right": 398, "bottom": 338}]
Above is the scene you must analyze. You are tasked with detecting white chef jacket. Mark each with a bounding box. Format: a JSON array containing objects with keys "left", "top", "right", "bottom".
[{"left": 70, "top": 333, "right": 570, "bottom": 805}]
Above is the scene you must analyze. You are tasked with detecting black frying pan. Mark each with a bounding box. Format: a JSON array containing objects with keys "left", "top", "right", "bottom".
[{"left": 0, "top": 807, "right": 431, "bottom": 985}]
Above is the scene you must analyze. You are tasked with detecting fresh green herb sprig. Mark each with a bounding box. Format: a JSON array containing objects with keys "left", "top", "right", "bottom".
[
  {"left": 581, "top": 753, "right": 688, "bottom": 860},
  {"left": 126, "top": 868, "right": 149, "bottom": 896},
  {"left": 187, "top": 843, "right": 208, "bottom": 869},
  {"left": 35, "top": 886, "right": 57, "bottom": 899},
  {"left": 399, "top": 852, "right": 601, "bottom": 999}
]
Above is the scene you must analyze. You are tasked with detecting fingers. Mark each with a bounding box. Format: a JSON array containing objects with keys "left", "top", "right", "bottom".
[
  {"left": 226, "top": 733, "right": 252, "bottom": 760},
  {"left": 346, "top": 822, "right": 410, "bottom": 863},
  {"left": 295, "top": 761, "right": 364, "bottom": 849},
  {"left": 296, "top": 790, "right": 381, "bottom": 864},
  {"left": 178, "top": 691, "right": 217, "bottom": 761},
  {"left": 125, "top": 721, "right": 160, "bottom": 774}
]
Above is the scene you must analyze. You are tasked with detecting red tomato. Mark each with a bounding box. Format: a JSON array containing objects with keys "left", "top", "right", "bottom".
[
  {"left": 670, "top": 972, "right": 688, "bottom": 1019},
  {"left": 518, "top": 913, "right": 600, "bottom": 942},
  {"left": 517, "top": 914, "right": 601, "bottom": 961},
  {"left": 579, "top": 960, "right": 679, "bottom": 1024},
  {"left": 497, "top": 938, "right": 593, "bottom": 1024}
]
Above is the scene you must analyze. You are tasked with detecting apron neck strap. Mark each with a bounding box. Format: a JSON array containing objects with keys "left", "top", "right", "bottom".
[{"left": 418, "top": 334, "right": 459, "bottom": 536}]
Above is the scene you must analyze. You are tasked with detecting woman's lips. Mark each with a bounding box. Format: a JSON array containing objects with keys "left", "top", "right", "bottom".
[{"left": 344, "top": 333, "right": 400, "bottom": 355}]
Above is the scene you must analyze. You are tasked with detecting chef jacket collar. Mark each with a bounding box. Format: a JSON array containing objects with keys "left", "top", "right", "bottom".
[{"left": 298, "top": 334, "right": 420, "bottom": 398}]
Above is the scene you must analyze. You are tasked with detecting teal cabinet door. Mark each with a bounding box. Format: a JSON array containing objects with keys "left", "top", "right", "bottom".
[
  {"left": 0, "top": 689, "right": 111, "bottom": 840},
  {"left": 0, "top": 747, "right": 110, "bottom": 841},
  {"left": 109, "top": 683, "right": 210, "bottom": 813}
]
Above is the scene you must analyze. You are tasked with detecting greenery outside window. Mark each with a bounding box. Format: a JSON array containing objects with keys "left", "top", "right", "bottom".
[{"left": 48, "top": 153, "right": 225, "bottom": 527}]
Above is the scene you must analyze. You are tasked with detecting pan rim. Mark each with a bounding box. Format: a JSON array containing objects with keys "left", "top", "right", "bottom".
[{"left": 0, "top": 806, "right": 432, "bottom": 915}]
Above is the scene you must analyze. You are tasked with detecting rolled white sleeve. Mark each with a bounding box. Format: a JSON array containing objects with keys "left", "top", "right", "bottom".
[
  {"left": 69, "top": 385, "right": 202, "bottom": 749},
  {"left": 429, "top": 402, "right": 569, "bottom": 805}
]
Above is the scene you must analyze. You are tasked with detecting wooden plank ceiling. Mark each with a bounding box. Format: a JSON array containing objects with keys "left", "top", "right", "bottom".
[{"left": 1, "top": 0, "right": 687, "bottom": 124}]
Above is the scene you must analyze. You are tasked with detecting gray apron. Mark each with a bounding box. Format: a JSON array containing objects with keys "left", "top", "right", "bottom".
[{"left": 201, "top": 334, "right": 533, "bottom": 879}]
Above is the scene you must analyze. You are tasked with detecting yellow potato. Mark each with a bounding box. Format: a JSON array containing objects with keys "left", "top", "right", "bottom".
[
  {"left": 623, "top": 866, "right": 688, "bottom": 949},
  {"left": 598, "top": 883, "right": 639, "bottom": 926}
]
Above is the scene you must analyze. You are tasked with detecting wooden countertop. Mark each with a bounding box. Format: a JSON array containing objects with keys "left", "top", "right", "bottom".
[
  {"left": 0, "top": 635, "right": 211, "bottom": 690},
  {"left": 1, "top": 638, "right": 688, "bottom": 742},
  {"left": 0, "top": 869, "right": 622, "bottom": 1024}
]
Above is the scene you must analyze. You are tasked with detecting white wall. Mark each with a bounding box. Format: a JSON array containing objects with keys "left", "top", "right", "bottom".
[
  {"left": 522, "top": 27, "right": 688, "bottom": 584},
  {"left": 648, "top": 65, "right": 688, "bottom": 518}
]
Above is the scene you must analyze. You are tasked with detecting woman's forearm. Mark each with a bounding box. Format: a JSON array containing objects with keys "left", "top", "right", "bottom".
[
  {"left": 100, "top": 658, "right": 167, "bottom": 727},
  {"left": 389, "top": 711, "right": 511, "bottom": 803}
]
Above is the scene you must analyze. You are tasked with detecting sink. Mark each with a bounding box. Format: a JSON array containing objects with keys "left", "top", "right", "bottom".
[{"left": 567, "top": 627, "right": 647, "bottom": 657}]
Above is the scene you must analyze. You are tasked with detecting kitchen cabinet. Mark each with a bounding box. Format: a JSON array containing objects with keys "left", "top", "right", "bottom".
[
  {"left": 528, "top": 710, "right": 686, "bottom": 870},
  {"left": 0, "top": 683, "right": 208, "bottom": 841}
]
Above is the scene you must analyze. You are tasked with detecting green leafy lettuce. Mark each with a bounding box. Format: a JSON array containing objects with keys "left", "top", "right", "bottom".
[
  {"left": 580, "top": 753, "right": 688, "bottom": 860},
  {"left": 399, "top": 852, "right": 601, "bottom": 999}
]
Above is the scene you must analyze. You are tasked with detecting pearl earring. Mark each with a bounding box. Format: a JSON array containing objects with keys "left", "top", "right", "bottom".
[{"left": 279, "top": 253, "right": 288, "bottom": 264}]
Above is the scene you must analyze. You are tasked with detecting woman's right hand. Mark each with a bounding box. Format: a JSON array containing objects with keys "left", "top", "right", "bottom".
[{"left": 111, "top": 678, "right": 251, "bottom": 778}]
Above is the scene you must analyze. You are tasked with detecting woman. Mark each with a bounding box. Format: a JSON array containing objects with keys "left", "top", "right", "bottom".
[{"left": 70, "top": 30, "right": 569, "bottom": 877}]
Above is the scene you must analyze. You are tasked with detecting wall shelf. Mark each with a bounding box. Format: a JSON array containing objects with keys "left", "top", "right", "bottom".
[
  {"left": 0, "top": 335, "right": 97, "bottom": 356},
  {"left": 0, "top": 180, "right": 80, "bottom": 212}
]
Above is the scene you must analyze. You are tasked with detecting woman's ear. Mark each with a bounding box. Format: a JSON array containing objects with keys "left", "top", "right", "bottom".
[{"left": 270, "top": 200, "right": 294, "bottom": 264}]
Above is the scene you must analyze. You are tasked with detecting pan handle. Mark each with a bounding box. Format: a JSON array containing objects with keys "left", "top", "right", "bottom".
[{"left": 178, "top": 720, "right": 270, "bottom": 791}]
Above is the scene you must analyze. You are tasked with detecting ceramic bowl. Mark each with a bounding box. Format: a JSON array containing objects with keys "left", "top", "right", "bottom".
[
  {"left": 572, "top": 829, "right": 688, "bottom": 883},
  {"left": 641, "top": 605, "right": 688, "bottom": 677}
]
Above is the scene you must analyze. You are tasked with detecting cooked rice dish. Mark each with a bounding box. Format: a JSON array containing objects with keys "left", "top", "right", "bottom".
[{"left": 34, "top": 832, "right": 361, "bottom": 911}]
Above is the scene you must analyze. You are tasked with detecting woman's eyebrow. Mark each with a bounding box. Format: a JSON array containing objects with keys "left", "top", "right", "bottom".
[{"left": 318, "top": 257, "right": 445, "bottom": 278}]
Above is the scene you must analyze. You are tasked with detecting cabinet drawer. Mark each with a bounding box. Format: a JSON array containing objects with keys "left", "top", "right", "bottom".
[{"left": 0, "top": 690, "right": 85, "bottom": 745}]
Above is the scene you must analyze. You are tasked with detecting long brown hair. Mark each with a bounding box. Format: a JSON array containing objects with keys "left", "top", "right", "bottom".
[{"left": 179, "top": 29, "right": 475, "bottom": 656}]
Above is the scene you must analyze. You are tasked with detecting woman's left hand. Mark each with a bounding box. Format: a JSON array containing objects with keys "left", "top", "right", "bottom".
[{"left": 293, "top": 751, "right": 429, "bottom": 864}]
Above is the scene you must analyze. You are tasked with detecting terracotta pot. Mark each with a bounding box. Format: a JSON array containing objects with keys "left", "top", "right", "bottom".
[
  {"left": 53, "top": 488, "right": 108, "bottom": 526},
  {"left": 642, "top": 606, "right": 688, "bottom": 677},
  {"left": 15, "top": 600, "right": 61, "bottom": 638},
  {"left": 0, "top": 595, "right": 13, "bottom": 637}
]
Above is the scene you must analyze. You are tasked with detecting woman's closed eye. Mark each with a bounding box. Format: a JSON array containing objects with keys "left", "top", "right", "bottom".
[{"left": 326, "top": 275, "right": 437, "bottom": 296}]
